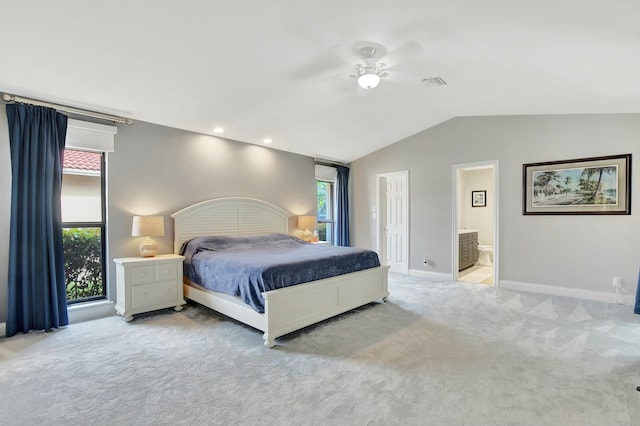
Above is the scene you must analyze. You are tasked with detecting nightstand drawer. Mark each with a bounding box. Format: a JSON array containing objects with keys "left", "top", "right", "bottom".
[
  {"left": 131, "top": 263, "right": 178, "bottom": 285},
  {"left": 131, "top": 265, "right": 155, "bottom": 285},
  {"left": 132, "top": 281, "right": 178, "bottom": 309},
  {"left": 156, "top": 262, "right": 178, "bottom": 280}
]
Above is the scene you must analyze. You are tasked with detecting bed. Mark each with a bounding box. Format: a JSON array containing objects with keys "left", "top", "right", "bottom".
[{"left": 171, "top": 197, "right": 389, "bottom": 348}]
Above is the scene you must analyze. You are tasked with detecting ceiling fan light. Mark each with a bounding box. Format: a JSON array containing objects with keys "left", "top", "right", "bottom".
[{"left": 357, "top": 73, "right": 381, "bottom": 89}]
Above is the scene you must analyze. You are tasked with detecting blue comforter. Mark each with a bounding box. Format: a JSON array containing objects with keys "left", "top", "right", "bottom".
[{"left": 180, "top": 234, "right": 381, "bottom": 313}]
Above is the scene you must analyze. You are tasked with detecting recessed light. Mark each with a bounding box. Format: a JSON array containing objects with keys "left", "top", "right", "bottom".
[
  {"left": 213, "top": 127, "right": 224, "bottom": 134},
  {"left": 263, "top": 138, "right": 272, "bottom": 144}
]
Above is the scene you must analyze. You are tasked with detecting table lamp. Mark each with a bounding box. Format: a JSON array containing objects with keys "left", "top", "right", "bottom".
[
  {"left": 132, "top": 215, "right": 165, "bottom": 257},
  {"left": 297, "top": 215, "right": 316, "bottom": 242}
]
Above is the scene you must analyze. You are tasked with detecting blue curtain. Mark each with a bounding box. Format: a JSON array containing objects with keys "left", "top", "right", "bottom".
[
  {"left": 5, "top": 103, "right": 68, "bottom": 337},
  {"left": 634, "top": 269, "right": 640, "bottom": 314},
  {"left": 335, "top": 165, "right": 350, "bottom": 246}
]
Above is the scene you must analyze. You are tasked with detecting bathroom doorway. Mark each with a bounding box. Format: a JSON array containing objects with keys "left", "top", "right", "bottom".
[{"left": 452, "top": 160, "right": 499, "bottom": 286}]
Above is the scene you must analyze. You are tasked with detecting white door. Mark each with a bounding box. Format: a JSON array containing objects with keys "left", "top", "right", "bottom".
[{"left": 378, "top": 172, "right": 408, "bottom": 274}]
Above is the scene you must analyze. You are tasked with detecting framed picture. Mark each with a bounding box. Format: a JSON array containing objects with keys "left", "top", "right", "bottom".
[
  {"left": 472, "top": 190, "right": 486, "bottom": 207},
  {"left": 523, "top": 154, "right": 631, "bottom": 215}
]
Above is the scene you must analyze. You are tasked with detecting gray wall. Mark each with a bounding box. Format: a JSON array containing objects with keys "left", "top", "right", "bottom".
[
  {"left": 107, "top": 121, "right": 316, "bottom": 302},
  {"left": 351, "top": 114, "right": 640, "bottom": 294},
  {"left": 0, "top": 109, "right": 316, "bottom": 322}
]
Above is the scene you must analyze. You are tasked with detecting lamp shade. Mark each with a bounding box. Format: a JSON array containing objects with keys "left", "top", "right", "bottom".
[
  {"left": 132, "top": 215, "right": 165, "bottom": 237},
  {"left": 297, "top": 215, "right": 316, "bottom": 230}
]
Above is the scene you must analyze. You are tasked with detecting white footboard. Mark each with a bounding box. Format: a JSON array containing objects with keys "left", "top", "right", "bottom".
[
  {"left": 262, "top": 265, "right": 389, "bottom": 347},
  {"left": 183, "top": 266, "right": 389, "bottom": 347}
]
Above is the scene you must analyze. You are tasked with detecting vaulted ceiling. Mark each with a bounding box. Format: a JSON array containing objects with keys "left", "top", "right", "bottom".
[{"left": 2, "top": 1, "right": 639, "bottom": 162}]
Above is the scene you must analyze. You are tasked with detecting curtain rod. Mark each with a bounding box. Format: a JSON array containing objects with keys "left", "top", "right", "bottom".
[
  {"left": 1, "top": 93, "right": 133, "bottom": 125},
  {"left": 314, "top": 158, "right": 350, "bottom": 168}
]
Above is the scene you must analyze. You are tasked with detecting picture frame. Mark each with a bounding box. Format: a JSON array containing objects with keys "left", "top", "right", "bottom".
[
  {"left": 523, "top": 154, "right": 631, "bottom": 215},
  {"left": 471, "top": 190, "right": 486, "bottom": 207}
]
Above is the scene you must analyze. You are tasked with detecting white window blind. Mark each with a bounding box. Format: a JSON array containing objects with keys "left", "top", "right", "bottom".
[
  {"left": 315, "top": 164, "right": 337, "bottom": 181},
  {"left": 66, "top": 119, "right": 117, "bottom": 152}
]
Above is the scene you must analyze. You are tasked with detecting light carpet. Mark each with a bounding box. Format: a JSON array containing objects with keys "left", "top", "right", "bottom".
[{"left": 1, "top": 273, "right": 640, "bottom": 425}]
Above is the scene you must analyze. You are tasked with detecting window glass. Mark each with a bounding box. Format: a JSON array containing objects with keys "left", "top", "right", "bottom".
[
  {"left": 61, "top": 150, "right": 102, "bottom": 222},
  {"left": 62, "top": 149, "right": 106, "bottom": 303},
  {"left": 317, "top": 180, "right": 334, "bottom": 244}
]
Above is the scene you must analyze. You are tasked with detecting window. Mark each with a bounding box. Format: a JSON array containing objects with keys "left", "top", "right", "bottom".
[
  {"left": 315, "top": 164, "right": 338, "bottom": 245},
  {"left": 61, "top": 149, "right": 106, "bottom": 303},
  {"left": 317, "top": 180, "right": 335, "bottom": 244}
]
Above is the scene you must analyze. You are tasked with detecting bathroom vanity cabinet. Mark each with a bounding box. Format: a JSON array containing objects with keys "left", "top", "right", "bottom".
[{"left": 459, "top": 231, "right": 478, "bottom": 271}]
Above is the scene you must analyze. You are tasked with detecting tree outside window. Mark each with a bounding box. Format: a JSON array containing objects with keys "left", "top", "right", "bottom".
[
  {"left": 317, "top": 180, "right": 334, "bottom": 243},
  {"left": 61, "top": 149, "right": 106, "bottom": 303}
]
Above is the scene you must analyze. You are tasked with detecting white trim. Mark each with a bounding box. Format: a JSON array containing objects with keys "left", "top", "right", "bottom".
[
  {"left": 452, "top": 160, "right": 500, "bottom": 286},
  {"left": 67, "top": 300, "right": 115, "bottom": 324},
  {"left": 501, "top": 280, "right": 634, "bottom": 305},
  {"left": 63, "top": 168, "right": 101, "bottom": 177},
  {"left": 409, "top": 269, "right": 453, "bottom": 282},
  {"left": 0, "top": 322, "right": 5, "bottom": 337}
]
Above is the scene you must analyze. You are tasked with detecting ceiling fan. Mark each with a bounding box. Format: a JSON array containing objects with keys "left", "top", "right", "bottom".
[{"left": 349, "top": 46, "right": 389, "bottom": 89}]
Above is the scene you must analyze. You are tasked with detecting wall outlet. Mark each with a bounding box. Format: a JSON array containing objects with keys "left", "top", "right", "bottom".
[{"left": 423, "top": 258, "right": 429, "bottom": 267}]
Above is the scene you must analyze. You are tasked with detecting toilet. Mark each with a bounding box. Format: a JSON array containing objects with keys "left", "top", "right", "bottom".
[{"left": 477, "top": 244, "right": 493, "bottom": 266}]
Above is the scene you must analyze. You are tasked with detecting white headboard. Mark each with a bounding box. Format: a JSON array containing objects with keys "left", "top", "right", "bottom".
[{"left": 170, "top": 197, "right": 290, "bottom": 253}]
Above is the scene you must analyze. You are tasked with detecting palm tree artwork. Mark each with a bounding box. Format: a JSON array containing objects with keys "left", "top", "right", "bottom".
[
  {"left": 581, "top": 166, "right": 616, "bottom": 203},
  {"left": 534, "top": 171, "right": 562, "bottom": 198},
  {"left": 532, "top": 165, "right": 618, "bottom": 206}
]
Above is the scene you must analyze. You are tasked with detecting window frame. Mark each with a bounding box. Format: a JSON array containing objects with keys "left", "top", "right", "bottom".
[
  {"left": 62, "top": 151, "right": 107, "bottom": 304},
  {"left": 316, "top": 179, "right": 336, "bottom": 244}
]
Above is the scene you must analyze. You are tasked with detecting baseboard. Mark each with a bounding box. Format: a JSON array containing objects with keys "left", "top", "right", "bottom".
[
  {"left": 0, "top": 303, "right": 114, "bottom": 336},
  {"left": 408, "top": 269, "right": 454, "bottom": 282},
  {"left": 500, "top": 280, "right": 635, "bottom": 305},
  {"left": 404, "top": 272, "right": 635, "bottom": 305},
  {"left": 67, "top": 300, "right": 116, "bottom": 324}
]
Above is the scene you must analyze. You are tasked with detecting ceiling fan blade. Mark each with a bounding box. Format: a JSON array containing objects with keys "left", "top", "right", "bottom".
[
  {"left": 290, "top": 51, "right": 349, "bottom": 80},
  {"left": 384, "top": 41, "right": 423, "bottom": 66},
  {"left": 389, "top": 19, "right": 459, "bottom": 44}
]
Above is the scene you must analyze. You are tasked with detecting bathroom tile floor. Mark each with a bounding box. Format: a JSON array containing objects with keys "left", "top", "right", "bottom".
[{"left": 459, "top": 264, "right": 494, "bottom": 285}]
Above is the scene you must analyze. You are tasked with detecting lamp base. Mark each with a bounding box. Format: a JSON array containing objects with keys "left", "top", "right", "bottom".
[
  {"left": 302, "top": 229, "right": 313, "bottom": 242},
  {"left": 139, "top": 237, "right": 158, "bottom": 257}
]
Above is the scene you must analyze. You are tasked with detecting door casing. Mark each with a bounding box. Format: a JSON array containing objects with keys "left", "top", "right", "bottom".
[{"left": 451, "top": 160, "right": 499, "bottom": 285}]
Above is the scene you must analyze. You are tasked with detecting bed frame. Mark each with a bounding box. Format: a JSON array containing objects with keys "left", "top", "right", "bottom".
[{"left": 171, "top": 197, "right": 389, "bottom": 347}]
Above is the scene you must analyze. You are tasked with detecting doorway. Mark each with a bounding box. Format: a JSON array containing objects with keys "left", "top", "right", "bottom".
[
  {"left": 452, "top": 161, "right": 499, "bottom": 286},
  {"left": 376, "top": 171, "right": 409, "bottom": 274}
]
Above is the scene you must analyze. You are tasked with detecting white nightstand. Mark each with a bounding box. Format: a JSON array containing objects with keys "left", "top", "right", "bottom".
[{"left": 113, "top": 254, "right": 185, "bottom": 322}]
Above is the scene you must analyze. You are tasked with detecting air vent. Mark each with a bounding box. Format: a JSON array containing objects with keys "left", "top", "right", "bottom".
[{"left": 421, "top": 76, "right": 447, "bottom": 86}]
